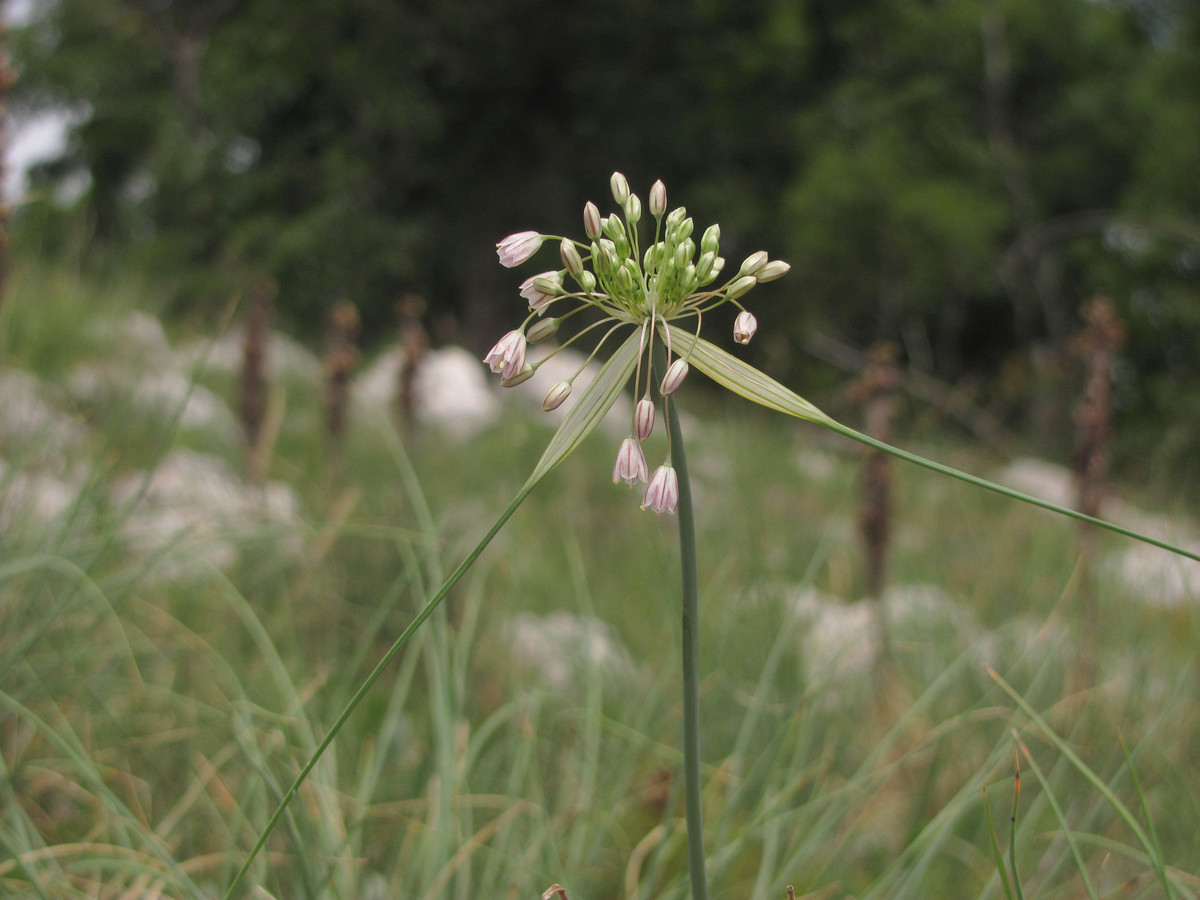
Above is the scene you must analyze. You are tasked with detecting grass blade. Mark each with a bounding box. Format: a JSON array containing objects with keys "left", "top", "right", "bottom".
[{"left": 983, "top": 787, "right": 1015, "bottom": 900}]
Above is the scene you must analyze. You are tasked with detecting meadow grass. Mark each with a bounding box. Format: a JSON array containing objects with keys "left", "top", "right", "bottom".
[{"left": 1, "top": 260, "right": 1198, "bottom": 898}]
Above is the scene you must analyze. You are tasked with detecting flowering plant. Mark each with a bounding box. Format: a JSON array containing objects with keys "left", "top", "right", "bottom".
[
  {"left": 487, "top": 172, "right": 794, "bottom": 514},
  {"left": 226, "top": 174, "right": 1200, "bottom": 900}
]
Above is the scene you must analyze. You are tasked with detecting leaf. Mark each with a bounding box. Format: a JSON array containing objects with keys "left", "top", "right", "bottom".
[
  {"left": 524, "top": 329, "right": 641, "bottom": 488},
  {"left": 662, "top": 323, "right": 833, "bottom": 425}
]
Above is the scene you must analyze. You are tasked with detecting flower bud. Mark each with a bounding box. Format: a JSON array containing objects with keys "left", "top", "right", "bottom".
[
  {"left": 669, "top": 217, "right": 694, "bottom": 243},
  {"left": 495, "top": 231, "right": 543, "bottom": 267},
  {"left": 754, "top": 259, "right": 791, "bottom": 282},
  {"left": 625, "top": 193, "right": 642, "bottom": 225},
  {"left": 695, "top": 251, "right": 717, "bottom": 283},
  {"left": 665, "top": 207, "right": 687, "bottom": 231},
  {"left": 533, "top": 271, "right": 564, "bottom": 295},
  {"left": 501, "top": 362, "right": 536, "bottom": 387},
  {"left": 610, "top": 172, "right": 630, "bottom": 205},
  {"left": 601, "top": 215, "right": 625, "bottom": 241},
  {"left": 674, "top": 238, "right": 695, "bottom": 268},
  {"left": 526, "top": 317, "right": 560, "bottom": 343},
  {"left": 583, "top": 201, "right": 602, "bottom": 240},
  {"left": 576, "top": 270, "right": 597, "bottom": 292},
  {"left": 613, "top": 437, "right": 649, "bottom": 485},
  {"left": 542, "top": 380, "right": 572, "bottom": 411},
  {"left": 642, "top": 464, "right": 679, "bottom": 514},
  {"left": 484, "top": 330, "right": 527, "bottom": 378},
  {"left": 726, "top": 274, "right": 756, "bottom": 301},
  {"left": 616, "top": 266, "right": 634, "bottom": 294},
  {"left": 700, "top": 224, "right": 721, "bottom": 255},
  {"left": 660, "top": 358, "right": 689, "bottom": 395},
  {"left": 737, "top": 251, "right": 769, "bottom": 277},
  {"left": 560, "top": 240, "right": 584, "bottom": 278},
  {"left": 520, "top": 272, "right": 555, "bottom": 313},
  {"left": 649, "top": 180, "right": 667, "bottom": 217},
  {"left": 634, "top": 398, "right": 655, "bottom": 440},
  {"left": 733, "top": 310, "right": 758, "bottom": 345}
]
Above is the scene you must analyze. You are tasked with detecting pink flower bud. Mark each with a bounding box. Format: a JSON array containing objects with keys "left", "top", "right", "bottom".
[
  {"left": 733, "top": 310, "right": 758, "bottom": 345},
  {"left": 634, "top": 398, "right": 655, "bottom": 440},
  {"left": 496, "top": 231, "right": 543, "bottom": 267},
  {"left": 583, "top": 201, "right": 602, "bottom": 240},
  {"left": 649, "top": 180, "right": 667, "bottom": 217},
  {"left": 660, "top": 358, "right": 689, "bottom": 396},
  {"left": 612, "top": 437, "right": 649, "bottom": 486},
  {"left": 542, "top": 380, "right": 572, "bottom": 411},
  {"left": 641, "top": 464, "right": 679, "bottom": 514},
  {"left": 483, "top": 330, "right": 527, "bottom": 378}
]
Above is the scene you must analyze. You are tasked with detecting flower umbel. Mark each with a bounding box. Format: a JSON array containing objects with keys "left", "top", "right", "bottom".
[{"left": 491, "top": 173, "right": 790, "bottom": 513}]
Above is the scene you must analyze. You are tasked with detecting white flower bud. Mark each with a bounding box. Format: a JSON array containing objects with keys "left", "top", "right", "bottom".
[
  {"left": 755, "top": 259, "right": 791, "bottom": 282},
  {"left": 660, "top": 358, "right": 689, "bottom": 395},
  {"left": 610, "top": 172, "right": 630, "bottom": 205},
  {"left": 733, "top": 310, "right": 758, "bottom": 345},
  {"left": 737, "top": 251, "right": 769, "bottom": 277},
  {"left": 649, "top": 180, "right": 667, "bottom": 217},
  {"left": 495, "top": 231, "right": 543, "bottom": 267},
  {"left": 542, "top": 380, "right": 572, "bottom": 411}
]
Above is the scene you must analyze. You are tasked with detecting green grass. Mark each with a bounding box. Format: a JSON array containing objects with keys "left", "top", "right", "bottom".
[{"left": 2, "top": 258, "right": 1198, "bottom": 898}]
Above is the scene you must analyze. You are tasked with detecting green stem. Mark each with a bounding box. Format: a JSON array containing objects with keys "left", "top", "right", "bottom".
[
  {"left": 666, "top": 394, "right": 709, "bottom": 900},
  {"left": 222, "top": 484, "right": 534, "bottom": 900}
]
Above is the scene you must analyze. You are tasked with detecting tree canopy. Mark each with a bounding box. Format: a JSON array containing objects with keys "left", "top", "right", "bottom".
[{"left": 10, "top": 0, "right": 1200, "bottom": 474}]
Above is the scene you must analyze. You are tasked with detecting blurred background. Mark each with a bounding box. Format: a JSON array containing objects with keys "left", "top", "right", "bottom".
[{"left": 6, "top": 0, "right": 1200, "bottom": 489}]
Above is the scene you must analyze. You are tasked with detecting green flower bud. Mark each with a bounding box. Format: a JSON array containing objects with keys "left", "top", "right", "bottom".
[
  {"left": 560, "top": 240, "right": 584, "bottom": 278},
  {"left": 695, "top": 250, "right": 717, "bottom": 283},
  {"left": 674, "top": 241, "right": 692, "bottom": 269},
  {"left": 576, "top": 270, "right": 597, "bottom": 292},
  {"left": 533, "top": 271, "right": 565, "bottom": 295},
  {"left": 726, "top": 274, "right": 756, "bottom": 300},
  {"left": 625, "top": 193, "right": 642, "bottom": 225},
  {"left": 665, "top": 207, "right": 687, "bottom": 231},
  {"left": 616, "top": 266, "right": 634, "bottom": 294},
  {"left": 602, "top": 215, "right": 625, "bottom": 241},
  {"left": 669, "top": 217, "right": 694, "bottom": 243},
  {"left": 526, "top": 317, "right": 560, "bottom": 343},
  {"left": 700, "top": 224, "right": 721, "bottom": 255},
  {"left": 501, "top": 362, "right": 536, "bottom": 388}
]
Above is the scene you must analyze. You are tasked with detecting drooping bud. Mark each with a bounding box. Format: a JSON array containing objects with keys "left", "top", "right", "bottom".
[
  {"left": 542, "top": 380, "right": 572, "bottom": 411},
  {"left": 613, "top": 437, "right": 649, "bottom": 485},
  {"left": 737, "top": 251, "right": 769, "bottom": 277},
  {"left": 660, "top": 358, "right": 689, "bottom": 395},
  {"left": 484, "top": 330, "right": 527, "bottom": 379},
  {"left": 519, "top": 273, "right": 556, "bottom": 314},
  {"left": 526, "top": 317, "right": 560, "bottom": 343},
  {"left": 642, "top": 464, "right": 679, "bottom": 514},
  {"left": 533, "top": 271, "right": 565, "bottom": 296},
  {"left": 634, "top": 398, "right": 655, "bottom": 440},
  {"left": 501, "top": 362, "right": 536, "bottom": 387},
  {"left": 726, "top": 275, "right": 757, "bottom": 301},
  {"left": 754, "top": 259, "right": 791, "bottom": 282},
  {"left": 733, "top": 310, "right": 758, "bottom": 345},
  {"left": 610, "top": 172, "right": 630, "bottom": 205},
  {"left": 496, "top": 231, "right": 544, "bottom": 267},
  {"left": 560, "top": 240, "right": 584, "bottom": 278},
  {"left": 583, "top": 201, "right": 603, "bottom": 240},
  {"left": 649, "top": 180, "right": 667, "bottom": 217}
]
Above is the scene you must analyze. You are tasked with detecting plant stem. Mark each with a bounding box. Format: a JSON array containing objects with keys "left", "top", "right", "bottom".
[{"left": 666, "top": 393, "right": 709, "bottom": 900}]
